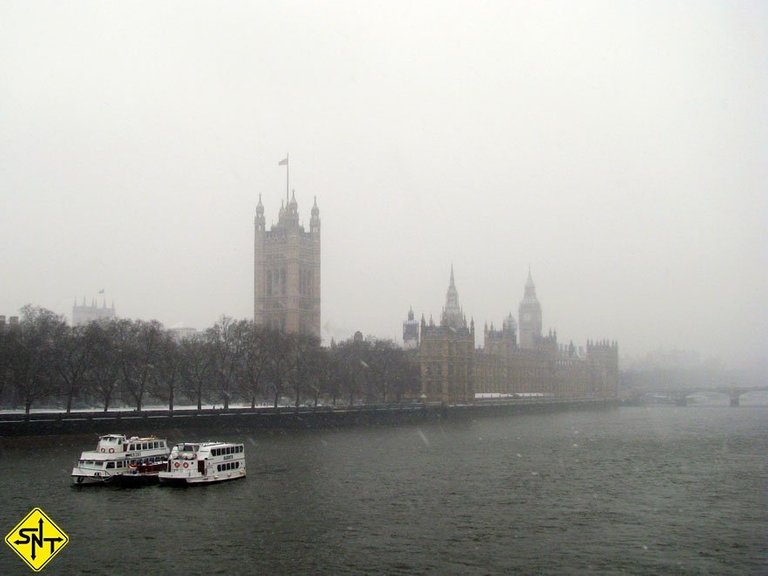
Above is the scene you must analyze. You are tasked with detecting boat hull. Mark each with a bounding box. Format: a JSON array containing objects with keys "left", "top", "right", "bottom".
[{"left": 159, "top": 470, "right": 246, "bottom": 486}]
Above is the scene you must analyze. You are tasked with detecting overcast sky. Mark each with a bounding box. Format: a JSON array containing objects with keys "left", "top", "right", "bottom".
[{"left": 1, "top": 1, "right": 766, "bottom": 368}]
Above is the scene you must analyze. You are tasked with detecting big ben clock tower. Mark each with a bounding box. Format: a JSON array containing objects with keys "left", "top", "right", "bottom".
[{"left": 518, "top": 268, "right": 542, "bottom": 349}]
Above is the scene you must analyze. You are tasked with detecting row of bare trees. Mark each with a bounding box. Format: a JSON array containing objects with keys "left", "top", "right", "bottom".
[{"left": 0, "top": 306, "right": 420, "bottom": 414}]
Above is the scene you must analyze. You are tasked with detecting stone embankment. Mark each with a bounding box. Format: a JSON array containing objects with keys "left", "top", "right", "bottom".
[{"left": 0, "top": 398, "right": 619, "bottom": 437}]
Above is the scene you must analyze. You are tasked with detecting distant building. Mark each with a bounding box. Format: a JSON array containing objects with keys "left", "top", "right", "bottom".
[
  {"left": 169, "top": 327, "right": 198, "bottom": 342},
  {"left": 72, "top": 297, "right": 116, "bottom": 326},
  {"left": 417, "top": 268, "right": 618, "bottom": 403},
  {"left": 518, "top": 269, "right": 542, "bottom": 349},
  {"left": 0, "top": 315, "right": 19, "bottom": 332},
  {"left": 254, "top": 191, "right": 321, "bottom": 336},
  {"left": 418, "top": 268, "right": 476, "bottom": 404},
  {"left": 402, "top": 307, "right": 419, "bottom": 350}
]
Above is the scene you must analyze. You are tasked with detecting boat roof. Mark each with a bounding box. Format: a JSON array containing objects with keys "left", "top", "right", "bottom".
[
  {"left": 174, "top": 441, "right": 243, "bottom": 448},
  {"left": 98, "top": 434, "right": 166, "bottom": 441}
]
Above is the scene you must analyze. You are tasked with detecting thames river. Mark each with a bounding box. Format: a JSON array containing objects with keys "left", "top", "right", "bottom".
[{"left": 1, "top": 404, "right": 766, "bottom": 575}]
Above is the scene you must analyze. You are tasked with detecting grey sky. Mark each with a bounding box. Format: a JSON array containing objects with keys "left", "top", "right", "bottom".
[{"left": 1, "top": 1, "right": 766, "bottom": 368}]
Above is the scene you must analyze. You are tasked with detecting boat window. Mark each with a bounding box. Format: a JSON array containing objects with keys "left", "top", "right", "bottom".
[{"left": 106, "top": 462, "right": 115, "bottom": 469}]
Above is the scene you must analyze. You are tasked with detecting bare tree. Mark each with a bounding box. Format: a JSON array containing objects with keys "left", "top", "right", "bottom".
[
  {"left": 153, "top": 329, "right": 182, "bottom": 412},
  {"left": 54, "top": 324, "right": 92, "bottom": 413},
  {"left": 0, "top": 323, "right": 10, "bottom": 404},
  {"left": 179, "top": 335, "right": 213, "bottom": 411},
  {"left": 117, "top": 319, "right": 163, "bottom": 411},
  {"left": 334, "top": 338, "right": 368, "bottom": 406},
  {"left": 266, "top": 330, "right": 297, "bottom": 408},
  {"left": 84, "top": 320, "right": 121, "bottom": 412},
  {"left": 319, "top": 346, "right": 344, "bottom": 406},
  {"left": 240, "top": 323, "right": 270, "bottom": 408},
  {"left": 206, "top": 316, "right": 248, "bottom": 410},
  {"left": 293, "top": 333, "right": 321, "bottom": 409},
  {"left": 7, "top": 306, "right": 65, "bottom": 414}
]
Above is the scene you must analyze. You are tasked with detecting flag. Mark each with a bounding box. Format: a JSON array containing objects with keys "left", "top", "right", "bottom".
[{"left": 278, "top": 156, "right": 288, "bottom": 166}]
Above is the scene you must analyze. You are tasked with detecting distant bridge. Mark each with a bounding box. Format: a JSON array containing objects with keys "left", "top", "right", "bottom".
[{"left": 635, "top": 386, "right": 768, "bottom": 407}]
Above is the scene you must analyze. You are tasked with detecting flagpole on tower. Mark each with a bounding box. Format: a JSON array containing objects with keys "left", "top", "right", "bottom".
[{"left": 278, "top": 154, "right": 290, "bottom": 202}]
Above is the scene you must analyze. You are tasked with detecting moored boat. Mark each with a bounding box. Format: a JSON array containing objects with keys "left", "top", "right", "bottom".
[
  {"left": 159, "top": 441, "right": 246, "bottom": 485},
  {"left": 71, "top": 434, "right": 170, "bottom": 486}
]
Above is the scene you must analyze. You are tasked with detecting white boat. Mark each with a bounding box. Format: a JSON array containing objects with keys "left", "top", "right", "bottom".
[
  {"left": 71, "top": 434, "right": 170, "bottom": 485},
  {"left": 159, "top": 441, "right": 246, "bottom": 485}
]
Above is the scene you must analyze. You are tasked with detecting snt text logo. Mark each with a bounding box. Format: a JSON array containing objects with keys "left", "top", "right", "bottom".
[{"left": 5, "top": 507, "right": 69, "bottom": 572}]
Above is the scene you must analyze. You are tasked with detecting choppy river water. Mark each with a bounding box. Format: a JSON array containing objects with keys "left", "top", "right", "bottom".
[{"left": 1, "top": 405, "right": 766, "bottom": 575}]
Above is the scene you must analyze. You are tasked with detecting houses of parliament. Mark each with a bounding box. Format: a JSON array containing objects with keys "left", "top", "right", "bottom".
[
  {"left": 409, "top": 268, "right": 619, "bottom": 404},
  {"left": 252, "top": 188, "right": 617, "bottom": 403}
]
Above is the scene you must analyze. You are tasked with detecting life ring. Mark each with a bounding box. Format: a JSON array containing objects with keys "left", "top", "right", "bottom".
[
  {"left": 100, "top": 448, "right": 105, "bottom": 453},
  {"left": 174, "top": 462, "right": 180, "bottom": 468},
  {"left": 108, "top": 448, "right": 115, "bottom": 453},
  {"left": 183, "top": 462, "right": 189, "bottom": 469}
]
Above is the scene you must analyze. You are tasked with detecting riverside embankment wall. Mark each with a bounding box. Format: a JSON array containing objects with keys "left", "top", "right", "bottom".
[{"left": 0, "top": 399, "right": 619, "bottom": 437}]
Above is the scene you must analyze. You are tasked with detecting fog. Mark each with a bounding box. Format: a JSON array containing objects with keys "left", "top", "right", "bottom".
[{"left": 1, "top": 1, "right": 766, "bottom": 369}]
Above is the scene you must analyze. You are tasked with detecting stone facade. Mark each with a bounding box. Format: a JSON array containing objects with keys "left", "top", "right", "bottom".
[
  {"left": 402, "top": 307, "right": 419, "bottom": 350},
  {"left": 0, "top": 315, "right": 19, "bottom": 332},
  {"left": 72, "top": 298, "right": 116, "bottom": 326},
  {"left": 254, "top": 191, "right": 321, "bottom": 336},
  {"left": 418, "top": 268, "right": 476, "bottom": 404},
  {"left": 518, "top": 269, "right": 542, "bottom": 349},
  {"left": 417, "top": 269, "right": 618, "bottom": 403}
]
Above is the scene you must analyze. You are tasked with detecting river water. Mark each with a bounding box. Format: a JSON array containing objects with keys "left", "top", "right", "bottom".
[{"left": 1, "top": 404, "right": 766, "bottom": 575}]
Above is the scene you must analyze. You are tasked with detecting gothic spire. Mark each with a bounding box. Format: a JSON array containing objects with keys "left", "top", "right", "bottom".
[
  {"left": 442, "top": 266, "right": 466, "bottom": 329},
  {"left": 524, "top": 267, "right": 537, "bottom": 300}
]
